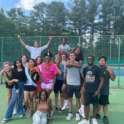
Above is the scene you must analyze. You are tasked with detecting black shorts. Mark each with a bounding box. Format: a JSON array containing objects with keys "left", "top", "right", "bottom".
[
  {"left": 6, "top": 83, "right": 13, "bottom": 89},
  {"left": 24, "top": 85, "right": 36, "bottom": 92},
  {"left": 54, "top": 79, "right": 63, "bottom": 94},
  {"left": 99, "top": 94, "right": 109, "bottom": 106},
  {"left": 66, "top": 85, "right": 81, "bottom": 98},
  {"left": 84, "top": 91, "right": 99, "bottom": 107},
  {"left": 63, "top": 80, "right": 67, "bottom": 85}
]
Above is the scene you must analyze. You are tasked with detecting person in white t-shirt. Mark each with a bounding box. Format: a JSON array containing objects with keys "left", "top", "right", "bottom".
[
  {"left": 19, "top": 36, "right": 52, "bottom": 59},
  {"left": 58, "top": 38, "right": 70, "bottom": 55}
]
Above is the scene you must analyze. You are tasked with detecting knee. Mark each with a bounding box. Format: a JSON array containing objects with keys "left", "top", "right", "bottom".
[
  {"left": 68, "top": 98, "right": 72, "bottom": 102},
  {"left": 55, "top": 94, "right": 58, "bottom": 98}
]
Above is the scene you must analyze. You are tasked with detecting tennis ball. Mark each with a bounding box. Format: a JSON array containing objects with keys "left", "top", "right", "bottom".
[{"left": 17, "top": 35, "right": 21, "bottom": 39}]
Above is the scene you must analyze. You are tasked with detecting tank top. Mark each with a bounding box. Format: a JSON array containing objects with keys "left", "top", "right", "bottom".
[{"left": 5, "top": 69, "right": 14, "bottom": 84}]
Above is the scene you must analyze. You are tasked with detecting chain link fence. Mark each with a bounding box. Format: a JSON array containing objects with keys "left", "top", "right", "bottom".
[{"left": 0, "top": 35, "right": 124, "bottom": 88}]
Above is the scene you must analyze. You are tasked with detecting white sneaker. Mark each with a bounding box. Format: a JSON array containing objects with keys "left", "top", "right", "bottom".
[
  {"left": 78, "top": 119, "right": 90, "bottom": 124},
  {"left": 66, "top": 113, "right": 73, "bottom": 120},
  {"left": 13, "top": 108, "right": 17, "bottom": 115},
  {"left": 76, "top": 113, "right": 80, "bottom": 121},
  {"left": 1, "top": 118, "right": 8, "bottom": 124},
  {"left": 92, "top": 118, "right": 98, "bottom": 124},
  {"left": 61, "top": 100, "right": 68, "bottom": 110},
  {"left": 79, "top": 108, "right": 85, "bottom": 118},
  {"left": 18, "top": 115, "right": 23, "bottom": 118}
]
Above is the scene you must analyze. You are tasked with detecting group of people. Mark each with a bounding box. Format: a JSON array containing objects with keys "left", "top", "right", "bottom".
[{"left": 0, "top": 36, "right": 115, "bottom": 124}]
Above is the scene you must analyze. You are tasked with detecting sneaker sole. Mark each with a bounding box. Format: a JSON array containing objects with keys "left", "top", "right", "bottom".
[{"left": 79, "top": 109, "right": 85, "bottom": 118}]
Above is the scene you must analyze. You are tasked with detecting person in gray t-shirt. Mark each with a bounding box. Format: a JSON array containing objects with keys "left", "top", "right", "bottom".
[
  {"left": 96, "top": 56, "right": 115, "bottom": 124},
  {"left": 64, "top": 51, "right": 83, "bottom": 121}
]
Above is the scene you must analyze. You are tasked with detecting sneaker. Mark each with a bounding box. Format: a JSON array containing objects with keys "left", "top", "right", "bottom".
[
  {"left": 23, "top": 105, "right": 27, "bottom": 111},
  {"left": 26, "top": 110, "right": 31, "bottom": 118},
  {"left": 76, "top": 113, "right": 80, "bottom": 121},
  {"left": 55, "top": 107, "right": 59, "bottom": 113},
  {"left": 103, "top": 116, "right": 109, "bottom": 123},
  {"left": 78, "top": 119, "right": 90, "bottom": 124},
  {"left": 61, "top": 100, "right": 68, "bottom": 110},
  {"left": 92, "top": 118, "right": 98, "bottom": 124},
  {"left": 13, "top": 108, "right": 17, "bottom": 115},
  {"left": 79, "top": 108, "right": 85, "bottom": 118},
  {"left": 1, "top": 118, "right": 8, "bottom": 124},
  {"left": 26, "top": 109, "right": 29, "bottom": 118},
  {"left": 96, "top": 114, "right": 101, "bottom": 119},
  {"left": 58, "top": 108, "right": 62, "bottom": 113},
  {"left": 18, "top": 115, "right": 23, "bottom": 118},
  {"left": 66, "top": 113, "right": 73, "bottom": 120}
]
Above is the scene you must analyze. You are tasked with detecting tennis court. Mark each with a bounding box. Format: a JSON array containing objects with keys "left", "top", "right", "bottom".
[{"left": 0, "top": 84, "right": 124, "bottom": 124}]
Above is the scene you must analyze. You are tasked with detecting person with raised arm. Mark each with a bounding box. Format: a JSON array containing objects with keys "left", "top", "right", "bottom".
[{"left": 18, "top": 35, "right": 52, "bottom": 59}]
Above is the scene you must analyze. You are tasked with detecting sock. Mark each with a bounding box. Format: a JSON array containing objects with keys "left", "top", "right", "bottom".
[
  {"left": 65, "top": 100, "right": 68, "bottom": 104},
  {"left": 81, "top": 104, "right": 84, "bottom": 109}
]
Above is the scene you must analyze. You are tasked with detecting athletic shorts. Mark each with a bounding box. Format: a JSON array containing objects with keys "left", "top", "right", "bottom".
[
  {"left": 84, "top": 91, "right": 99, "bottom": 107},
  {"left": 24, "top": 85, "right": 36, "bottom": 92},
  {"left": 41, "top": 82, "right": 53, "bottom": 89},
  {"left": 54, "top": 79, "right": 63, "bottom": 94},
  {"left": 6, "top": 83, "right": 13, "bottom": 89},
  {"left": 63, "top": 80, "right": 67, "bottom": 85},
  {"left": 66, "top": 84, "right": 81, "bottom": 98},
  {"left": 99, "top": 94, "right": 109, "bottom": 106}
]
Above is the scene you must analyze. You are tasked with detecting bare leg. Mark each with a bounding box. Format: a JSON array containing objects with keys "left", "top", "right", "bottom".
[
  {"left": 103, "top": 105, "right": 108, "bottom": 116},
  {"left": 60, "top": 93, "right": 64, "bottom": 107},
  {"left": 29, "top": 91, "right": 35, "bottom": 112},
  {"left": 93, "top": 106, "right": 98, "bottom": 118},
  {"left": 68, "top": 98, "right": 72, "bottom": 112},
  {"left": 24, "top": 91, "right": 30, "bottom": 110},
  {"left": 97, "top": 105, "right": 101, "bottom": 114},
  {"left": 55, "top": 93, "right": 58, "bottom": 107},
  {"left": 76, "top": 98, "right": 80, "bottom": 112},
  {"left": 85, "top": 105, "right": 90, "bottom": 120}
]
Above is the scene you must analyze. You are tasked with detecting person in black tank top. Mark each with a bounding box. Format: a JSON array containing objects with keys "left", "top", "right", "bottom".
[{"left": 1, "top": 62, "right": 19, "bottom": 106}]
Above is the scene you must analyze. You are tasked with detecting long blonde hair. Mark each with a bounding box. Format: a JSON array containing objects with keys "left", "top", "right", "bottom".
[{"left": 54, "top": 55, "right": 62, "bottom": 67}]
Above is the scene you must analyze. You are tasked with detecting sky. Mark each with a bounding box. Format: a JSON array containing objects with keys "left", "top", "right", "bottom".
[{"left": 0, "top": 0, "right": 69, "bottom": 12}]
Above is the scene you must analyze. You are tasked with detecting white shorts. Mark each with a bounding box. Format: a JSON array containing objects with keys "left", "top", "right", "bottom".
[{"left": 41, "top": 82, "right": 53, "bottom": 89}]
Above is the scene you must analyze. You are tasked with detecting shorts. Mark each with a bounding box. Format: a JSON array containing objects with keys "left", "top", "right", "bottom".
[
  {"left": 24, "top": 85, "right": 36, "bottom": 92},
  {"left": 84, "top": 91, "right": 99, "bottom": 107},
  {"left": 41, "top": 82, "right": 53, "bottom": 89},
  {"left": 54, "top": 79, "right": 63, "bottom": 94},
  {"left": 66, "top": 84, "right": 81, "bottom": 98},
  {"left": 99, "top": 94, "right": 109, "bottom": 106},
  {"left": 6, "top": 83, "right": 13, "bottom": 89},
  {"left": 63, "top": 80, "right": 67, "bottom": 85}
]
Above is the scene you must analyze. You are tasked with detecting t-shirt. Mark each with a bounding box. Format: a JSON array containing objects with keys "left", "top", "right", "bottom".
[
  {"left": 100, "top": 67, "right": 115, "bottom": 95},
  {"left": 83, "top": 65, "right": 103, "bottom": 92},
  {"left": 65, "top": 61, "right": 83, "bottom": 86},
  {"left": 25, "top": 45, "right": 48, "bottom": 59},
  {"left": 57, "top": 64, "right": 64, "bottom": 80},
  {"left": 58, "top": 44, "right": 70, "bottom": 53},
  {"left": 38, "top": 63, "right": 58, "bottom": 84}
]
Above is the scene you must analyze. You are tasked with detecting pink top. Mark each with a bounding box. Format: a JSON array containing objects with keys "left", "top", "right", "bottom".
[{"left": 39, "top": 63, "right": 58, "bottom": 84}]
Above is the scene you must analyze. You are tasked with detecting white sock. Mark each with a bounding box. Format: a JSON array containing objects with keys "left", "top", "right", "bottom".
[
  {"left": 81, "top": 105, "right": 84, "bottom": 110},
  {"left": 65, "top": 100, "right": 68, "bottom": 104}
]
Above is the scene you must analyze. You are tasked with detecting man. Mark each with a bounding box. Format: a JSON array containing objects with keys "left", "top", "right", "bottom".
[
  {"left": 65, "top": 51, "right": 82, "bottom": 121},
  {"left": 96, "top": 56, "right": 115, "bottom": 123},
  {"left": 19, "top": 36, "right": 52, "bottom": 59},
  {"left": 78, "top": 55, "right": 104, "bottom": 124},
  {"left": 58, "top": 37, "right": 70, "bottom": 55}
]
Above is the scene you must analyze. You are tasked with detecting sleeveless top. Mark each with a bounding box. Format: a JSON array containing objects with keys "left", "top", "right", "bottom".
[{"left": 5, "top": 69, "right": 14, "bottom": 84}]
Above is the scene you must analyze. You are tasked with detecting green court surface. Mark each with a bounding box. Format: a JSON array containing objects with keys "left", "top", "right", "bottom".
[{"left": 0, "top": 85, "right": 124, "bottom": 124}]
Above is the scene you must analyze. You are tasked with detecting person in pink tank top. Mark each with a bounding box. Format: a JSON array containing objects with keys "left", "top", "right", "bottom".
[{"left": 39, "top": 51, "right": 58, "bottom": 118}]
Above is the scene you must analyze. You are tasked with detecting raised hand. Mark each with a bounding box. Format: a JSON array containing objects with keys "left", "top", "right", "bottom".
[{"left": 49, "top": 36, "right": 53, "bottom": 41}]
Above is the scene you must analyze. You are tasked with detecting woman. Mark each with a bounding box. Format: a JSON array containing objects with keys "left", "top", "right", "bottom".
[
  {"left": 61, "top": 51, "right": 67, "bottom": 65},
  {"left": 35, "top": 56, "right": 42, "bottom": 67},
  {"left": 1, "top": 60, "right": 26, "bottom": 123},
  {"left": 32, "top": 90, "right": 50, "bottom": 124},
  {"left": 38, "top": 51, "right": 58, "bottom": 116},
  {"left": 24, "top": 58, "right": 40, "bottom": 118},
  {"left": 21, "top": 55, "right": 28, "bottom": 67},
  {"left": 54, "top": 55, "right": 64, "bottom": 113}
]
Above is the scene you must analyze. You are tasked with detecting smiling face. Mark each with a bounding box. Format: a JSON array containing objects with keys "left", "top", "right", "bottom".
[
  {"left": 40, "top": 91, "right": 46, "bottom": 101},
  {"left": 61, "top": 38, "right": 66, "bottom": 45},
  {"left": 34, "top": 41, "right": 39, "bottom": 48},
  {"left": 3, "top": 64, "right": 11, "bottom": 72},
  {"left": 75, "top": 48, "right": 81, "bottom": 55},
  {"left": 87, "top": 56, "right": 94, "bottom": 66},
  {"left": 36, "top": 57, "right": 42, "bottom": 65},
  {"left": 54, "top": 57, "right": 60, "bottom": 64},
  {"left": 99, "top": 58, "right": 106, "bottom": 66},
  {"left": 21, "top": 55, "right": 27, "bottom": 63},
  {"left": 45, "top": 56, "right": 50, "bottom": 63},
  {"left": 29, "top": 59, "right": 35, "bottom": 67},
  {"left": 69, "top": 53, "right": 75, "bottom": 61},
  {"left": 15, "top": 60, "right": 21, "bottom": 68}
]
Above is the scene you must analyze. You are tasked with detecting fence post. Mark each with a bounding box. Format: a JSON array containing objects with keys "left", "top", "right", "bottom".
[
  {"left": 1, "top": 37, "right": 3, "bottom": 63},
  {"left": 78, "top": 36, "right": 81, "bottom": 47},
  {"left": 118, "top": 35, "right": 120, "bottom": 87}
]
